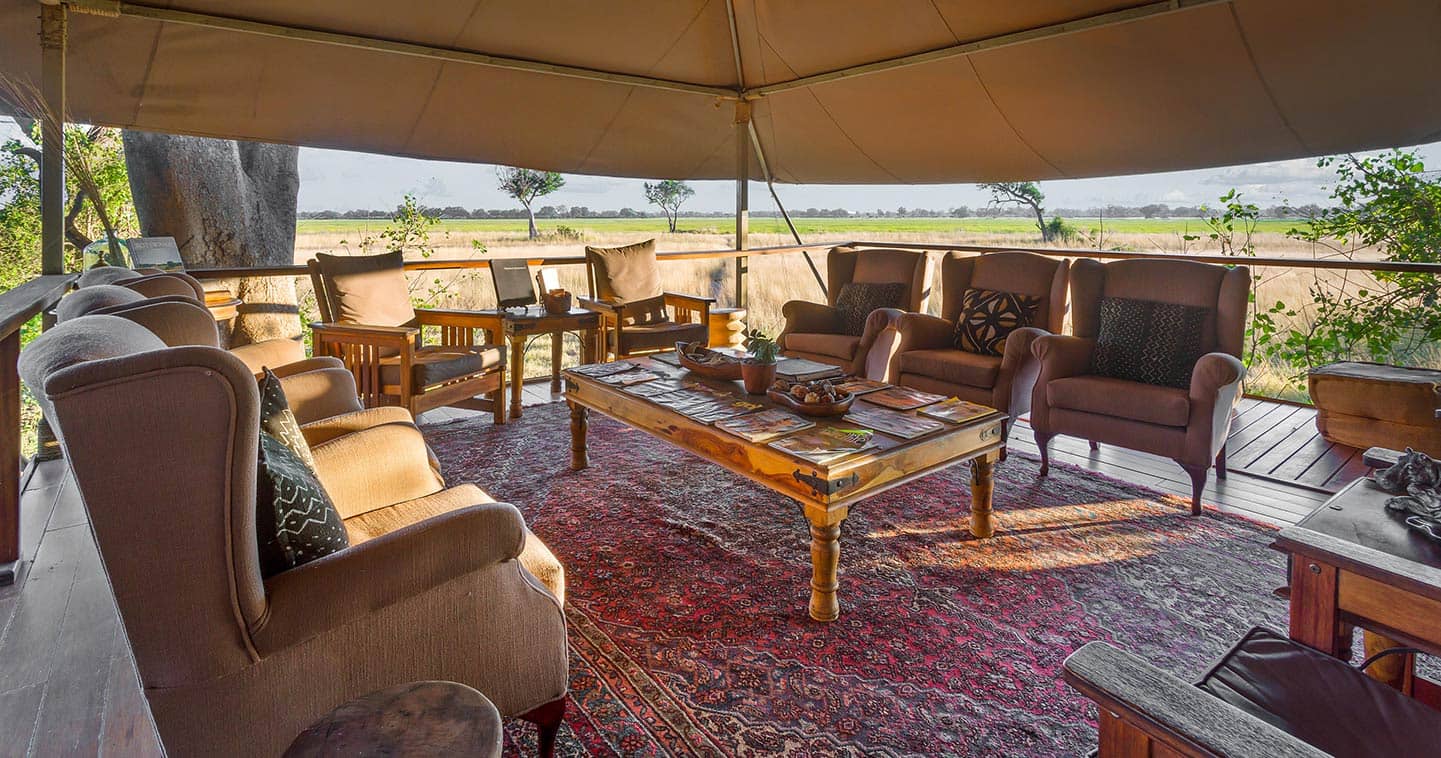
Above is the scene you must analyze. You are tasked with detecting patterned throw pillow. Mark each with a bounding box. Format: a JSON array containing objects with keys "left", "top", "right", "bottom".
[
  {"left": 256, "top": 433, "right": 350, "bottom": 577},
  {"left": 953, "top": 288, "right": 1043, "bottom": 356},
  {"left": 259, "top": 368, "right": 316, "bottom": 469},
  {"left": 256, "top": 368, "right": 347, "bottom": 577},
  {"left": 1090, "top": 297, "right": 1211, "bottom": 389},
  {"left": 833, "top": 282, "right": 909, "bottom": 336}
]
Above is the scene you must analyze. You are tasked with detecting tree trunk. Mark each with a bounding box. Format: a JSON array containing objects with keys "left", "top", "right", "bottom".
[
  {"left": 1032, "top": 205, "right": 1050, "bottom": 242},
  {"left": 526, "top": 206, "right": 538, "bottom": 239},
  {"left": 122, "top": 133, "right": 300, "bottom": 347}
]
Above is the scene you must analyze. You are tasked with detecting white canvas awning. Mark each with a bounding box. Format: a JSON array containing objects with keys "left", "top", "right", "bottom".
[{"left": 2, "top": 0, "right": 1440, "bottom": 183}]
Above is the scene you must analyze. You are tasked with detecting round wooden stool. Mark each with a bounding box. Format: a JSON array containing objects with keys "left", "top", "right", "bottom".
[
  {"left": 284, "top": 681, "right": 502, "bottom": 757},
  {"left": 708, "top": 307, "right": 747, "bottom": 348}
]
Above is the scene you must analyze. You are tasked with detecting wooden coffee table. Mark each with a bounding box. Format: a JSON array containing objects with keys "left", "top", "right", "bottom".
[{"left": 564, "top": 359, "right": 1006, "bottom": 621}]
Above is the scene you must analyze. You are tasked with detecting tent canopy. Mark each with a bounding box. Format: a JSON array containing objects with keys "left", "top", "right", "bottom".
[{"left": 2, "top": 0, "right": 1440, "bottom": 183}]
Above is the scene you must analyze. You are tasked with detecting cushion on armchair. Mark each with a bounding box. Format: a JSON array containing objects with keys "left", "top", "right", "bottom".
[
  {"left": 953, "top": 287, "right": 1042, "bottom": 356},
  {"left": 1091, "top": 296, "right": 1209, "bottom": 389},
  {"left": 834, "top": 282, "right": 908, "bottom": 336},
  {"left": 257, "top": 369, "right": 349, "bottom": 577},
  {"left": 586, "top": 239, "right": 662, "bottom": 303},
  {"left": 313, "top": 251, "right": 415, "bottom": 327}
]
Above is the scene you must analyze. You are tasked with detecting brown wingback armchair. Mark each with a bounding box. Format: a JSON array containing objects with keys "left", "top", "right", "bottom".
[
  {"left": 580, "top": 239, "right": 712, "bottom": 360},
  {"left": 893, "top": 252, "right": 1069, "bottom": 444},
  {"left": 19, "top": 316, "right": 569, "bottom": 757},
  {"left": 309, "top": 251, "right": 506, "bottom": 422},
  {"left": 1030, "top": 258, "right": 1249, "bottom": 513},
  {"left": 777, "top": 246, "right": 932, "bottom": 375}
]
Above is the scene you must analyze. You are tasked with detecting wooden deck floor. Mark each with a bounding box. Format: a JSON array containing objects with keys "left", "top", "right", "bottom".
[{"left": 0, "top": 389, "right": 1341, "bottom": 754}]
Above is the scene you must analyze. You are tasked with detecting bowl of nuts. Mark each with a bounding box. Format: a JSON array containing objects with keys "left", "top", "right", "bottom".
[{"left": 766, "top": 378, "right": 855, "bottom": 417}]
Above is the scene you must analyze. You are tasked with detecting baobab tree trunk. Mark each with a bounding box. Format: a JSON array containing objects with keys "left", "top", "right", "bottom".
[
  {"left": 525, "top": 205, "right": 538, "bottom": 239},
  {"left": 122, "top": 132, "right": 301, "bottom": 347}
]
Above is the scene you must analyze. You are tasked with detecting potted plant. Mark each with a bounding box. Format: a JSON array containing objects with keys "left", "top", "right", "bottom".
[{"left": 741, "top": 328, "right": 779, "bottom": 394}]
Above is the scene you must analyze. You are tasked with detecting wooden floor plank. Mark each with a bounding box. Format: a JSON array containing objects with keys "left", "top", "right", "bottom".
[
  {"left": 0, "top": 683, "right": 44, "bottom": 757},
  {"left": 1246, "top": 425, "right": 1328, "bottom": 477},
  {"left": 1229, "top": 406, "right": 1310, "bottom": 466},
  {"left": 0, "top": 519, "right": 90, "bottom": 693},
  {"left": 98, "top": 628, "right": 162, "bottom": 757}
]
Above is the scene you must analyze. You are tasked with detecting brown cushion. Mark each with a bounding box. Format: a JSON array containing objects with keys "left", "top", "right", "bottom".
[
  {"left": 1048, "top": 375, "right": 1190, "bottom": 426},
  {"left": 783, "top": 332, "right": 861, "bottom": 361},
  {"left": 586, "top": 239, "right": 661, "bottom": 303},
  {"left": 1197, "top": 627, "right": 1441, "bottom": 758},
  {"left": 1091, "top": 296, "right": 1209, "bottom": 389},
  {"left": 954, "top": 287, "right": 1042, "bottom": 356},
  {"left": 899, "top": 348, "right": 1001, "bottom": 389},
  {"left": 614, "top": 320, "right": 707, "bottom": 355},
  {"left": 314, "top": 252, "right": 415, "bottom": 327},
  {"left": 853, "top": 249, "right": 920, "bottom": 286},
  {"left": 379, "top": 344, "right": 504, "bottom": 388},
  {"left": 834, "top": 282, "right": 908, "bottom": 336}
]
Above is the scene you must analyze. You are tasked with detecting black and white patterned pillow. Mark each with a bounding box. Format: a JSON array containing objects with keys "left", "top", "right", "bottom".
[
  {"left": 834, "top": 282, "right": 909, "bottom": 336},
  {"left": 1090, "top": 297, "right": 1211, "bottom": 389},
  {"left": 953, "top": 288, "right": 1042, "bottom": 356},
  {"left": 259, "top": 368, "right": 316, "bottom": 469},
  {"left": 256, "top": 432, "right": 349, "bottom": 577}
]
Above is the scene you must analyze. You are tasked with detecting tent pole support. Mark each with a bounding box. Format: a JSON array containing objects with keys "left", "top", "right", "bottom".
[
  {"left": 733, "top": 103, "right": 750, "bottom": 310},
  {"left": 39, "top": 1, "right": 67, "bottom": 277}
]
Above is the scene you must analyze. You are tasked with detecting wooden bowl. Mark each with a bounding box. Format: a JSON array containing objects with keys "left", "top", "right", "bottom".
[
  {"left": 767, "top": 388, "right": 855, "bottom": 417},
  {"left": 675, "top": 342, "right": 744, "bottom": 380}
]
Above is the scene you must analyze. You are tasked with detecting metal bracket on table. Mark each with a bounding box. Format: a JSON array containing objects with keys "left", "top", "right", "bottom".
[{"left": 794, "top": 470, "right": 859, "bottom": 498}]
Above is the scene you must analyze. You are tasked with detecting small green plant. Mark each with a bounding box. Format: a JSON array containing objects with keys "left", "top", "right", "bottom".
[
  {"left": 744, "top": 327, "right": 778, "bottom": 364},
  {"left": 551, "top": 224, "right": 584, "bottom": 241}
]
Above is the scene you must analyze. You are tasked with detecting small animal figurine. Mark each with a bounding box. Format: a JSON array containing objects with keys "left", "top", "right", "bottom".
[{"left": 1376, "top": 448, "right": 1441, "bottom": 524}]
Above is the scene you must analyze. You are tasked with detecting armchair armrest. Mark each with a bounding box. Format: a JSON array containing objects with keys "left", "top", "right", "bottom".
[
  {"left": 309, "top": 420, "right": 445, "bottom": 514},
  {"left": 1063, "top": 641, "right": 1325, "bottom": 758},
  {"left": 662, "top": 292, "right": 715, "bottom": 308},
  {"left": 228, "top": 337, "right": 307, "bottom": 375},
  {"left": 778, "top": 301, "right": 842, "bottom": 345},
  {"left": 254, "top": 502, "right": 528, "bottom": 654},
  {"left": 994, "top": 326, "right": 1050, "bottom": 418},
  {"left": 310, "top": 321, "right": 418, "bottom": 348},
  {"left": 1190, "top": 352, "right": 1246, "bottom": 400},
  {"left": 413, "top": 307, "right": 501, "bottom": 328},
  {"left": 1186, "top": 352, "right": 1248, "bottom": 465},
  {"left": 277, "top": 359, "right": 365, "bottom": 424},
  {"left": 577, "top": 297, "right": 622, "bottom": 316},
  {"left": 301, "top": 406, "right": 418, "bottom": 447},
  {"left": 269, "top": 355, "right": 344, "bottom": 379},
  {"left": 896, "top": 312, "right": 955, "bottom": 352},
  {"left": 1031, "top": 334, "right": 1095, "bottom": 381}
]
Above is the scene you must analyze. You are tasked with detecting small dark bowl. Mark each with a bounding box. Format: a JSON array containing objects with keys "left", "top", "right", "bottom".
[{"left": 767, "top": 388, "right": 856, "bottom": 417}]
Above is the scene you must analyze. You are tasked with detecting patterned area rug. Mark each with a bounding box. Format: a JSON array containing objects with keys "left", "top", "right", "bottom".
[{"left": 423, "top": 403, "right": 1289, "bottom": 757}]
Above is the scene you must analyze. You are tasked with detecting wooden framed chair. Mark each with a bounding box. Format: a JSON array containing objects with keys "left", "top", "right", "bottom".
[
  {"left": 579, "top": 239, "right": 712, "bottom": 360},
  {"left": 308, "top": 252, "right": 506, "bottom": 422}
]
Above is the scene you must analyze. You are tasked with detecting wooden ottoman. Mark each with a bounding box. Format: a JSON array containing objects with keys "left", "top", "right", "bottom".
[
  {"left": 284, "top": 681, "right": 502, "bottom": 757},
  {"left": 1309, "top": 361, "right": 1441, "bottom": 456}
]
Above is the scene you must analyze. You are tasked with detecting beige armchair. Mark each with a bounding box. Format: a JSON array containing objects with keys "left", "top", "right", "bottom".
[
  {"left": 777, "top": 247, "right": 932, "bottom": 375},
  {"left": 1030, "top": 259, "right": 1249, "bottom": 513},
  {"left": 580, "top": 239, "right": 711, "bottom": 360},
  {"left": 19, "top": 317, "right": 569, "bottom": 757},
  {"left": 893, "top": 252, "right": 1069, "bottom": 447}
]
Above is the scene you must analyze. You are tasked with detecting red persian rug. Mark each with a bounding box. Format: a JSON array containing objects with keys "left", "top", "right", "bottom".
[{"left": 423, "top": 403, "right": 1287, "bottom": 757}]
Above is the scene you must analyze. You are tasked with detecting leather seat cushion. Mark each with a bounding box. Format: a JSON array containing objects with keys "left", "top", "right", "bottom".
[
  {"left": 379, "top": 344, "right": 504, "bottom": 388},
  {"left": 615, "top": 320, "right": 707, "bottom": 355},
  {"left": 899, "top": 348, "right": 1001, "bottom": 389},
  {"left": 784, "top": 332, "right": 861, "bottom": 361},
  {"left": 1048, "top": 375, "right": 1190, "bottom": 427},
  {"left": 1198, "top": 628, "right": 1441, "bottom": 758}
]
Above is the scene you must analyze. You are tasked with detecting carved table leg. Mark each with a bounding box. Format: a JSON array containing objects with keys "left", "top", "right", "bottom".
[
  {"left": 568, "top": 402, "right": 589, "bottom": 470},
  {"left": 550, "top": 330, "right": 564, "bottom": 394},
  {"left": 509, "top": 337, "right": 526, "bottom": 420},
  {"left": 808, "top": 520, "right": 842, "bottom": 622},
  {"left": 970, "top": 450, "right": 999, "bottom": 539}
]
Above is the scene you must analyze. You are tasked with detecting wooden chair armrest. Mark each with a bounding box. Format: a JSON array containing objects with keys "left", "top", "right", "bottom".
[
  {"left": 663, "top": 292, "right": 715, "bottom": 308},
  {"left": 1063, "top": 642, "right": 1325, "bottom": 758},
  {"left": 577, "top": 297, "right": 623, "bottom": 315},
  {"left": 412, "top": 308, "right": 500, "bottom": 328},
  {"left": 310, "top": 321, "right": 417, "bottom": 348}
]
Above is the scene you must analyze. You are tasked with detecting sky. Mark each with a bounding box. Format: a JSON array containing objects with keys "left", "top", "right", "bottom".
[{"left": 5, "top": 118, "right": 1439, "bottom": 214}]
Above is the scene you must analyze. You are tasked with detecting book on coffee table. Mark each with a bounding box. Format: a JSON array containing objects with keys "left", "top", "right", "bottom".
[
  {"left": 863, "top": 386, "right": 948, "bottom": 411},
  {"left": 682, "top": 397, "right": 766, "bottom": 424},
  {"left": 596, "top": 368, "right": 663, "bottom": 386},
  {"left": 569, "top": 361, "right": 638, "bottom": 378},
  {"left": 843, "top": 403, "right": 945, "bottom": 440},
  {"left": 621, "top": 378, "right": 686, "bottom": 398},
  {"left": 715, "top": 409, "right": 815, "bottom": 442},
  {"left": 776, "top": 358, "right": 844, "bottom": 382},
  {"left": 918, "top": 397, "right": 995, "bottom": 425},
  {"left": 832, "top": 376, "right": 890, "bottom": 395},
  {"left": 769, "top": 427, "right": 876, "bottom": 464}
]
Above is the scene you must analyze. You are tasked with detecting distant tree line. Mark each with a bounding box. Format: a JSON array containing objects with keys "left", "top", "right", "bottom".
[{"left": 297, "top": 201, "right": 1329, "bottom": 221}]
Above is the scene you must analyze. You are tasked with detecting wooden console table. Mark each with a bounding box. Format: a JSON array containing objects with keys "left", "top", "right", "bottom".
[
  {"left": 471, "top": 306, "right": 600, "bottom": 419},
  {"left": 1274, "top": 476, "right": 1441, "bottom": 705}
]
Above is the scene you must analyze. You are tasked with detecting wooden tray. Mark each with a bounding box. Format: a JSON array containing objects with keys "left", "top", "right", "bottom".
[
  {"left": 767, "top": 388, "right": 855, "bottom": 417},
  {"left": 675, "top": 342, "right": 744, "bottom": 380}
]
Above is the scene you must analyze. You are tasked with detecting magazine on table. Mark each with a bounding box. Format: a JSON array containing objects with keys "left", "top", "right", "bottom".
[
  {"left": 715, "top": 409, "right": 815, "bottom": 442},
  {"left": 918, "top": 397, "right": 996, "bottom": 425},
  {"left": 649, "top": 386, "right": 732, "bottom": 413},
  {"left": 621, "top": 378, "right": 686, "bottom": 398},
  {"left": 775, "top": 357, "right": 844, "bottom": 382},
  {"left": 832, "top": 376, "right": 890, "bottom": 395},
  {"left": 680, "top": 397, "right": 765, "bottom": 424},
  {"left": 769, "top": 426, "right": 876, "bottom": 465},
  {"left": 843, "top": 403, "right": 944, "bottom": 440},
  {"left": 596, "top": 369, "right": 664, "bottom": 386},
  {"left": 863, "top": 386, "right": 948, "bottom": 411},
  {"left": 570, "top": 361, "right": 639, "bottom": 378}
]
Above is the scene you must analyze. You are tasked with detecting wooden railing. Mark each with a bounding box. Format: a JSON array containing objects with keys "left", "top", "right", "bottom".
[{"left": 0, "top": 273, "right": 76, "bottom": 585}]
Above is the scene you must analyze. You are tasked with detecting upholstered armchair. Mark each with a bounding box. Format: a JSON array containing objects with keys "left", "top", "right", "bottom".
[
  {"left": 892, "top": 252, "right": 1068, "bottom": 444},
  {"left": 1030, "top": 259, "right": 1249, "bottom": 513},
  {"left": 19, "top": 317, "right": 568, "bottom": 757},
  {"left": 580, "top": 239, "right": 711, "bottom": 359},
  {"left": 308, "top": 251, "right": 506, "bottom": 421},
  {"left": 777, "top": 246, "right": 932, "bottom": 375}
]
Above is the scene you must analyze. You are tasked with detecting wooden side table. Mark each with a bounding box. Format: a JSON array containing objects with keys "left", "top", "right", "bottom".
[
  {"left": 1273, "top": 477, "right": 1441, "bottom": 706},
  {"left": 284, "top": 681, "right": 502, "bottom": 757},
  {"left": 470, "top": 306, "right": 600, "bottom": 419}
]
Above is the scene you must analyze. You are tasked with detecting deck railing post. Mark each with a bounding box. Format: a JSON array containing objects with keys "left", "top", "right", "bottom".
[{"left": 0, "top": 331, "right": 20, "bottom": 585}]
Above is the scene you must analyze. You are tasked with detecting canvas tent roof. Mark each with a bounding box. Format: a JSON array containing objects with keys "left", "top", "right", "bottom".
[{"left": 2, "top": 0, "right": 1440, "bottom": 183}]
